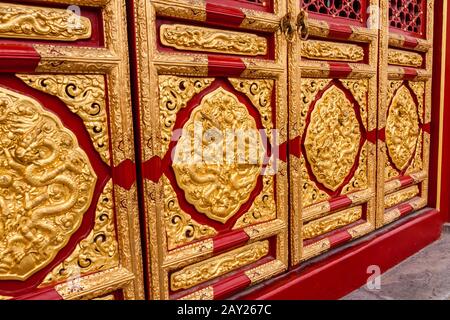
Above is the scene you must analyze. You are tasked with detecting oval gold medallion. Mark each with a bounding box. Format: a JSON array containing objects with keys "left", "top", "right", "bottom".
[
  {"left": 173, "top": 87, "right": 262, "bottom": 223},
  {"left": 386, "top": 85, "right": 420, "bottom": 171},
  {"left": 0, "top": 86, "right": 97, "bottom": 280},
  {"left": 304, "top": 85, "right": 361, "bottom": 191}
]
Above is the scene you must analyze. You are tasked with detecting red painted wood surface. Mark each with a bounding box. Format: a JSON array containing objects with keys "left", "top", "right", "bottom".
[
  {"left": 430, "top": 0, "right": 450, "bottom": 222},
  {"left": 233, "top": 208, "right": 443, "bottom": 300}
]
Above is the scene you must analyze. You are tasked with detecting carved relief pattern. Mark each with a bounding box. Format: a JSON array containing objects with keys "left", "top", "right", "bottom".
[
  {"left": 173, "top": 88, "right": 262, "bottom": 223},
  {"left": 406, "top": 130, "right": 423, "bottom": 174},
  {"left": 229, "top": 78, "right": 274, "bottom": 134},
  {"left": 0, "top": 86, "right": 96, "bottom": 280},
  {"left": 304, "top": 85, "right": 361, "bottom": 191},
  {"left": 384, "top": 185, "right": 420, "bottom": 209},
  {"left": 301, "top": 40, "right": 364, "bottom": 62},
  {"left": 0, "top": 3, "right": 92, "bottom": 41},
  {"left": 409, "top": 81, "right": 425, "bottom": 123},
  {"left": 19, "top": 75, "right": 110, "bottom": 164},
  {"left": 386, "top": 85, "right": 420, "bottom": 171},
  {"left": 300, "top": 154, "right": 329, "bottom": 208},
  {"left": 170, "top": 240, "right": 269, "bottom": 291},
  {"left": 303, "top": 206, "right": 362, "bottom": 240},
  {"left": 342, "top": 142, "right": 368, "bottom": 194},
  {"left": 300, "top": 79, "right": 331, "bottom": 137},
  {"left": 302, "top": 0, "right": 364, "bottom": 20},
  {"left": 41, "top": 179, "right": 118, "bottom": 285},
  {"left": 160, "top": 24, "right": 267, "bottom": 56},
  {"left": 388, "top": 49, "right": 423, "bottom": 67},
  {"left": 162, "top": 176, "right": 217, "bottom": 250},
  {"left": 159, "top": 76, "right": 213, "bottom": 155},
  {"left": 233, "top": 175, "right": 275, "bottom": 229},
  {"left": 340, "top": 79, "right": 368, "bottom": 130}
]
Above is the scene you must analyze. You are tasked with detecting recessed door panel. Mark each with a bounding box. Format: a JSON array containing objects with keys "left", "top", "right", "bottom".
[
  {"left": 133, "top": 0, "right": 289, "bottom": 300},
  {"left": 0, "top": 0, "right": 143, "bottom": 300},
  {"left": 290, "top": 0, "right": 378, "bottom": 265},
  {"left": 377, "top": 0, "right": 433, "bottom": 226}
]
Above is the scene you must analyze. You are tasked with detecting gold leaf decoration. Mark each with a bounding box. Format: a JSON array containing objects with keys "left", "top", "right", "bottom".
[
  {"left": 300, "top": 154, "right": 329, "bottom": 208},
  {"left": 384, "top": 185, "right": 420, "bottom": 209},
  {"left": 41, "top": 180, "right": 118, "bottom": 286},
  {"left": 340, "top": 79, "right": 368, "bottom": 130},
  {"left": 18, "top": 75, "right": 110, "bottom": 164},
  {"left": 0, "top": 3, "right": 91, "bottom": 41},
  {"left": 388, "top": 49, "right": 423, "bottom": 67},
  {"left": 163, "top": 175, "right": 217, "bottom": 250},
  {"left": 302, "top": 206, "right": 362, "bottom": 240},
  {"left": 301, "top": 40, "right": 364, "bottom": 62},
  {"left": 304, "top": 85, "right": 361, "bottom": 191},
  {"left": 170, "top": 240, "right": 269, "bottom": 291},
  {"left": 160, "top": 24, "right": 267, "bottom": 56},
  {"left": 173, "top": 88, "right": 262, "bottom": 223},
  {"left": 229, "top": 78, "right": 274, "bottom": 135},
  {"left": 159, "top": 76, "right": 213, "bottom": 155},
  {"left": 386, "top": 85, "right": 420, "bottom": 171},
  {"left": 342, "top": 142, "right": 368, "bottom": 194},
  {"left": 0, "top": 86, "right": 96, "bottom": 280},
  {"left": 233, "top": 175, "right": 276, "bottom": 229}
]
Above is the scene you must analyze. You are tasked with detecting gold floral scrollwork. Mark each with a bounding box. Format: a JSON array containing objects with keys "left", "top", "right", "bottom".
[
  {"left": 301, "top": 40, "right": 364, "bottom": 62},
  {"left": 0, "top": 3, "right": 92, "bottom": 41},
  {"left": 300, "top": 79, "right": 331, "bottom": 137},
  {"left": 159, "top": 76, "right": 213, "bottom": 155},
  {"left": 160, "top": 24, "right": 267, "bottom": 56},
  {"left": 228, "top": 78, "right": 274, "bottom": 135},
  {"left": 406, "top": 130, "right": 423, "bottom": 174},
  {"left": 18, "top": 75, "right": 110, "bottom": 164},
  {"left": 384, "top": 185, "right": 420, "bottom": 209},
  {"left": 386, "top": 85, "right": 420, "bottom": 171},
  {"left": 340, "top": 79, "right": 368, "bottom": 130},
  {"left": 41, "top": 179, "right": 118, "bottom": 286},
  {"left": 388, "top": 49, "right": 423, "bottom": 67},
  {"left": 409, "top": 81, "right": 425, "bottom": 124},
  {"left": 342, "top": 142, "right": 368, "bottom": 194},
  {"left": 0, "top": 86, "right": 96, "bottom": 281},
  {"left": 300, "top": 154, "right": 329, "bottom": 208},
  {"left": 233, "top": 175, "right": 276, "bottom": 229},
  {"left": 304, "top": 85, "right": 361, "bottom": 191},
  {"left": 303, "top": 206, "right": 362, "bottom": 240},
  {"left": 173, "top": 88, "right": 262, "bottom": 223},
  {"left": 170, "top": 240, "right": 269, "bottom": 291},
  {"left": 162, "top": 175, "right": 217, "bottom": 250}
]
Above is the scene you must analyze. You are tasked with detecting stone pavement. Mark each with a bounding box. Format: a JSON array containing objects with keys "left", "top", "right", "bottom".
[{"left": 343, "top": 226, "right": 450, "bottom": 300}]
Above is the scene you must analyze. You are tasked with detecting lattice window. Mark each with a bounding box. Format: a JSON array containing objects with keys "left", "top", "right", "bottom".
[
  {"left": 236, "top": 0, "right": 267, "bottom": 6},
  {"left": 389, "top": 0, "right": 425, "bottom": 35},
  {"left": 302, "top": 0, "right": 364, "bottom": 21}
]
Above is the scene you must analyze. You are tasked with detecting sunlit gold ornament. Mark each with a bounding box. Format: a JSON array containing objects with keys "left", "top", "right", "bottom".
[
  {"left": 304, "top": 85, "right": 361, "bottom": 191},
  {"left": 173, "top": 88, "right": 263, "bottom": 223},
  {"left": 386, "top": 85, "right": 420, "bottom": 171},
  {"left": 0, "top": 86, "right": 96, "bottom": 280}
]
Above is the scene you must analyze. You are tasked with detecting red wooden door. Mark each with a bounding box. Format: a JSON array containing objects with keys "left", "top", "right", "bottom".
[
  {"left": 0, "top": 0, "right": 143, "bottom": 300},
  {"left": 290, "top": 0, "right": 378, "bottom": 264},
  {"left": 131, "top": 0, "right": 290, "bottom": 299},
  {"left": 377, "top": 0, "right": 434, "bottom": 226}
]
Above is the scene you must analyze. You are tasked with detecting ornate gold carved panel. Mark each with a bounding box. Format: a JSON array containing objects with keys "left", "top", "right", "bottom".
[
  {"left": 173, "top": 87, "right": 263, "bottom": 223},
  {"left": 377, "top": 0, "right": 433, "bottom": 227},
  {"left": 301, "top": 40, "right": 364, "bottom": 62},
  {"left": 134, "top": 0, "right": 288, "bottom": 300},
  {"left": 291, "top": 0, "right": 378, "bottom": 265},
  {"left": 304, "top": 85, "right": 361, "bottom": 191},
  {"left": 0, "top": 3, "right": 92, "bottom": 41},
  {"left": 160, "top": 24, "right": 267, "bottom": 56},
  {"left": 0, "top": 0, "right": 144, "bottom": 301},
  {"left": 0, "top": 86, "right": 97, "bottom": 280}
]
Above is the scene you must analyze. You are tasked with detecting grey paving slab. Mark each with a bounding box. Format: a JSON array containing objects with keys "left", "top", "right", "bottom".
[{"left": 343, "top": 231, "right": 450, "bottom": 300}]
